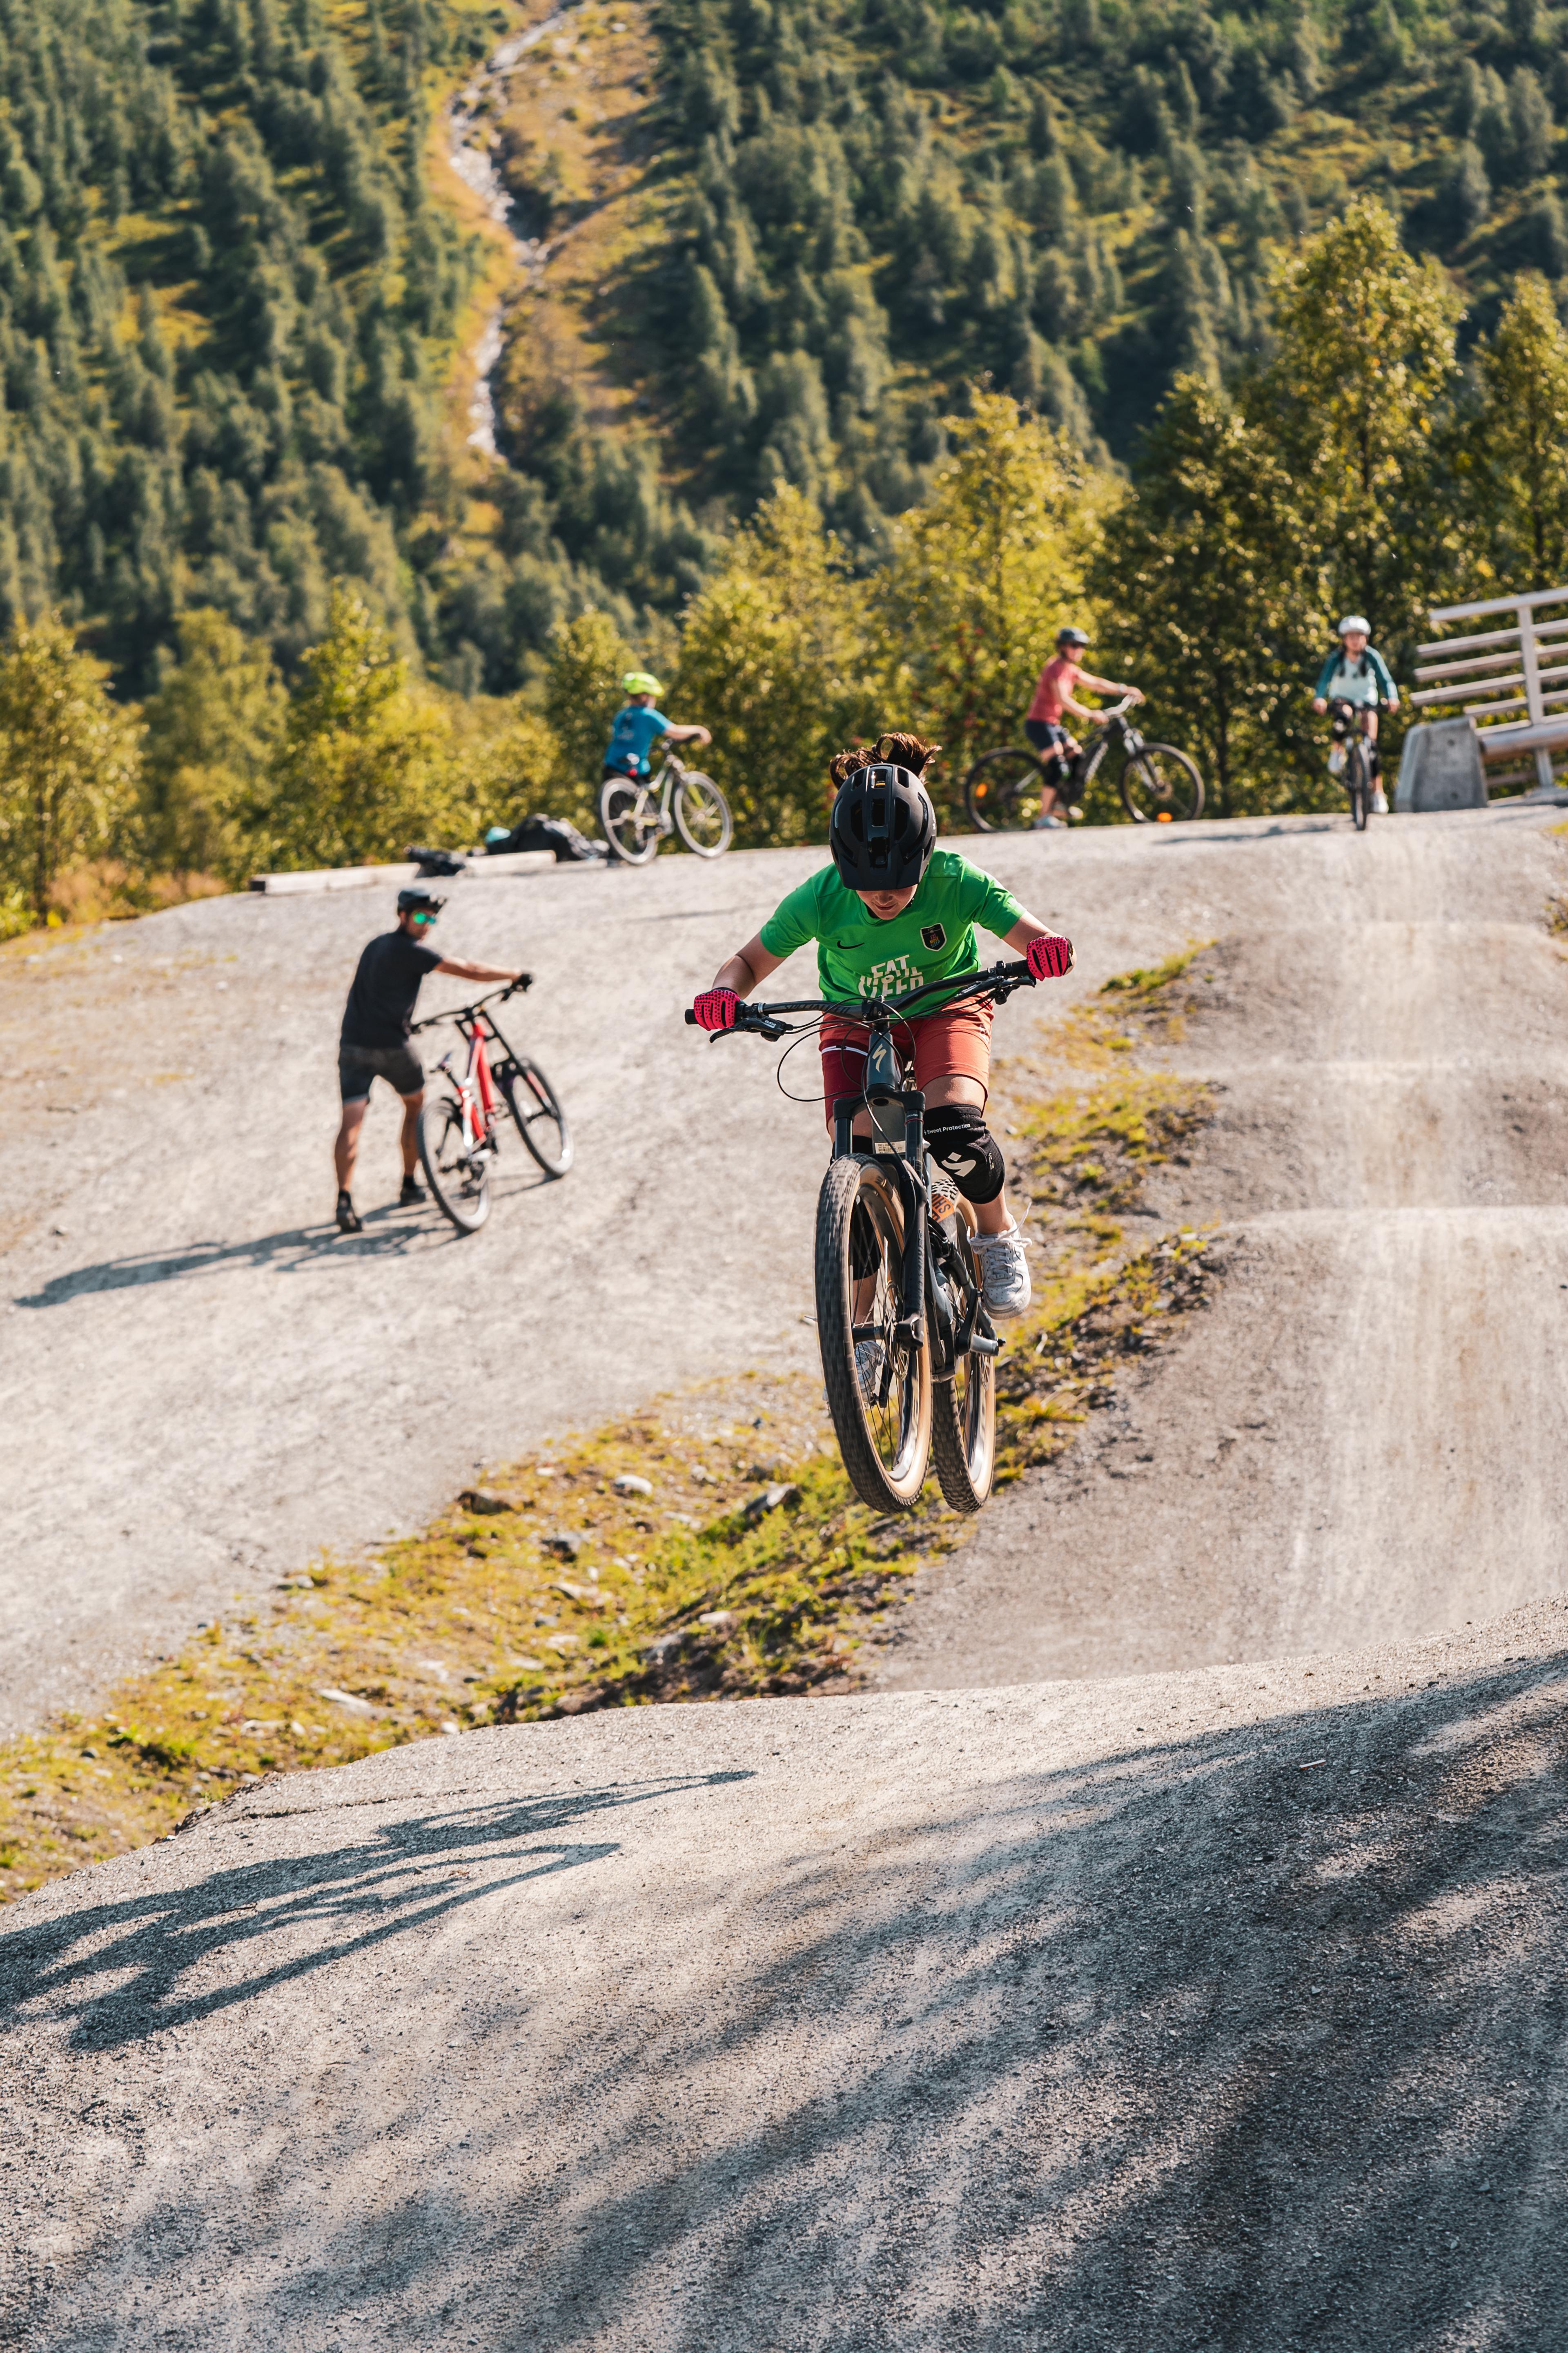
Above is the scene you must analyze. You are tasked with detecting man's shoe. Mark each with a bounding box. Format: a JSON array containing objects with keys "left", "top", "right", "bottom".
[
  {"left": 1372, "top": 788, "right": 1390, "bottom": 815},
  {"left": 399, "top": 1174, "right": 427, "bottom": 1205},
  {"left": 336, "top": 1191, "right": 362, "bottom": 1236},
  {"left": 970, "top": 1221, "right": 1031, "bottom": 1318}
]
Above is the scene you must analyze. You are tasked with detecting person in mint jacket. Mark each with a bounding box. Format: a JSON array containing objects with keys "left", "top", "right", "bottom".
[{"left": 1312, "top": 616, "right": 1399, "bottom": 814}]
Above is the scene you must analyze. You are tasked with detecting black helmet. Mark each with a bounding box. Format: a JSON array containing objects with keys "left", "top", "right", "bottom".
[
  {"left": 1056, "top": 625, "right": 1090, "bottom": 650},
  {"left": 830, "top": 764, "right": 937, "bottom": 891},
  {"left": 396, "top": 884, "right": 445, "bottom": 914}
]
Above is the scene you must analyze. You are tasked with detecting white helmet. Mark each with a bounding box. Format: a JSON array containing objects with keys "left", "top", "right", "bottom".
[{"left": 1337, "top": 614, "right": 1370, "bottom": 636}]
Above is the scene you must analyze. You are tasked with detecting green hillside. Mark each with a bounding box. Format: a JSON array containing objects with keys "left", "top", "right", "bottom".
[
  {"left": 0, "top": 0, "right": 500, "bottom": 693},
  {"left": 0, "top": 0, "right": 1562, "bottom": 706},
  {"left": 498, "top": 0, "right": 1568, "bottom": 604}
]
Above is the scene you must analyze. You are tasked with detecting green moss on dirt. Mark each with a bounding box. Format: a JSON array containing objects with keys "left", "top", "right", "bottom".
[{"left": 0, "top": 944, "right": 1226, "bottom": 1904}]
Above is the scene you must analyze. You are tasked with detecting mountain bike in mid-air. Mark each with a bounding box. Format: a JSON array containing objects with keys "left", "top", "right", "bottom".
[
  {"left": 686, "top": 961, "right": 1045, "bottom": 1515},
  {"left": 1326, "top": 696, "right": 1376, "bottom": 831},
  {"left": 600, "top": 749, "right": 733, "bottom": 865},
  {"left": 964, "top": 698, "right": 1205, "bottom": 830},
  {"left": 409, "top": 981, "right": 572, "bottom": 1233}
]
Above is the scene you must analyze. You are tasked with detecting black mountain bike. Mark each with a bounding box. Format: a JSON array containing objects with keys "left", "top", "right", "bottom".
[
  {"left": 965, "top": 698, "right": 1205, "bottom": 830},
  {"left": 409, "top": 981, "right": 572, "bottom": 1233},
  {"left": 687, "top": 961, "right": 1044, "bottom": 1514},
  {"left": 1327, "top": 697, "right": 1376, "bottom": 831}
]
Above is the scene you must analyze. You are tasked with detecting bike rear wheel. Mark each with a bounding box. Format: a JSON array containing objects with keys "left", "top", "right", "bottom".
[
  {"left": 929, "top": 1220, "right": 997, "bottom": 1514},
  {"left": 673, "top": 770, "right": 733, "bottom": 858},
  {"left": 815, "top": 1156, "right": 931, "bottom": 1512},
  {"left": 497, "top": 1055, "right": 573, "bottom": 1178},
  {"left": 599, "top": 776, "right": 660, "bottom": 865},
  {"left": 964, "top": 748, "right": 1050, "bottom": 832},
  {"left": 1119, "top": 742, "right": 1205, "bottom": 823},
  {"left": 418, "top": 1095, "right": 491, "bottom": 1233}
]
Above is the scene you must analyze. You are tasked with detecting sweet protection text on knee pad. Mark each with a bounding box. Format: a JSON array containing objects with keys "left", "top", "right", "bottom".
[{"left": 924, "top": 1105, "right": 1007, "bottom": 1205}]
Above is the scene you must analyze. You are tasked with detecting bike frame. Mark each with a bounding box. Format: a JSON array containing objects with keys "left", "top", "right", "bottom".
[
  {"left": 606, "top": 752, "right": 690, "bottom": 839},
  {"left": 412, "top": 985, "right": 526, "bottom": 1159}
]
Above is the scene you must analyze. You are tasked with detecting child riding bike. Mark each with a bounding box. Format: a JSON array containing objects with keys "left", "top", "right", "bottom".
[
  {"left": 1025, "top": 625, "right": 1144, "bottom": 829},
  {"left": 603, "top": 671, "right": 711, "bottom": 785},
  {"left": 1311, "top": 616, "right": 1399, "bottom": 815},
  {"left": 690, "top": 734, "right": 1075, "bottom": 1319}
]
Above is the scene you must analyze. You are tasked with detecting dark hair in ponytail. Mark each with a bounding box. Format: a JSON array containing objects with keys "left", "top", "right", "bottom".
[{"left": 828, "top": 731, "right": 941, "bottom": 790}]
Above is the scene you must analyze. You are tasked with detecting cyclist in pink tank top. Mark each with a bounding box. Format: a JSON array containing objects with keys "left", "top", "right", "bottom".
[{"left": 1025, "top": 626, "right": 1143, "bottom": 828}]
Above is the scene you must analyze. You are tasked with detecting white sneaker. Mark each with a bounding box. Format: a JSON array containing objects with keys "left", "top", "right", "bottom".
[
  {"left": 1031, "top": 813, "right": 1067, "bottom": 830},
  {"left": 970, "top": 1221, "right": 1031, "bottom": 1319},
  {"left": 1372, "top": 788, "right": 1389, "bottom": 815}
]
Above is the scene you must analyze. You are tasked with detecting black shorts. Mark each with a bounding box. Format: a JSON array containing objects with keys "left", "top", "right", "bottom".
[
  {"left": 1025, "top": 719, "right": 1082, "bottom": 803},
  {"left": 601, "top": 760, "right": 646, "bottom": 784},
  {"left": 339, "top": 1043, "right": 424, "bottom": 1104}
]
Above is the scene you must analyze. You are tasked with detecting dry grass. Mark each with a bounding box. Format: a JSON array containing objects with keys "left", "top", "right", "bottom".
[{"left": 0, "top": 949, "right": 1225, "bottom": 1903}]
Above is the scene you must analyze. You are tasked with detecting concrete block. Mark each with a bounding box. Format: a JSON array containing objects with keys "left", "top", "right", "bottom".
[{"left": 1396, "top": 718, "right": 1487, "bottom": 812}]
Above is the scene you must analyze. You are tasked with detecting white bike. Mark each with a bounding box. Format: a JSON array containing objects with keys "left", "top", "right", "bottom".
[{"left": 599, "top": 750, "right": 733, "bottom": 865}]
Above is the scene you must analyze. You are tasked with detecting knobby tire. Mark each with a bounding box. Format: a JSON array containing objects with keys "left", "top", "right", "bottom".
[
  {"left": 418, "top": 1094, "right": 491, "bottom": 1233},
  {"left": 963, "top": 747, "right": 1050, "bottom": 832},
  {"left": 1118, "top": 743, "right": 1205, "bottom": 824},
  {"left": 815, "top": 1157, "right": 932, "bottom": 1512},
  {"left": 599, "top": 776, "right": 660, "bottom": 865},
  {"left": 673, "top": 770, "right": 733, "bottom": 858},
  {"left": 498, "top": 1057, "right": 573, "bottom": 1178},
  {"left": 928, "top": 1213, "right": 997, "bottom": 1513}
]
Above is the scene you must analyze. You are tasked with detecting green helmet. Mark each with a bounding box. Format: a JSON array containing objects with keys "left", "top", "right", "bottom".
[{"left": 622, "top": 670, "right": 664, "bottom": 697}]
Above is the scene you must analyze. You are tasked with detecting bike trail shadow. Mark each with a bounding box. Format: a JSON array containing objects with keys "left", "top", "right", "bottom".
[
  {"left": 0, "top": 1770, "right": 754, "bottom": 2050},
  {"left": 12, "top": 1177, "right": 555, "bottom": 1310},
  {"left": 10, "top": 1655, "right": 1568, "bottom": 2349}
]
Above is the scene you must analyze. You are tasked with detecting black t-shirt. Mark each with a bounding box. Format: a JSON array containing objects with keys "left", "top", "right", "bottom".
[{"left": 340, "top": 930, "right": 443, "bottom": 1050}]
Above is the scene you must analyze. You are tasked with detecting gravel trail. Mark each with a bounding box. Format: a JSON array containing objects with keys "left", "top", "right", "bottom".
[{"left": 5, "top": 805, "right": 1568, "bottom": 2346}]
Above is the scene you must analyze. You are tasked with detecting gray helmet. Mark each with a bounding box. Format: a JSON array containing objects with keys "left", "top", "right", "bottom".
[
  {"left": 1056, "top": 625, "right": 1090, "bottom": 650},
  {"left": 396, "top": 884, "right": 445, "bottom": 914},
  {"left": 830, "top": 764, "right": 937, "bottom": 891}
]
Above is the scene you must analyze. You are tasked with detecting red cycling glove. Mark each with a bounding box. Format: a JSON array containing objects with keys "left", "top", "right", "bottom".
[
  {"left": 1026, "top": 933, "right": 1075, "bottom": 981},
  {"left": 693, "top": 987, "right": 740, "bottom": 1033}
]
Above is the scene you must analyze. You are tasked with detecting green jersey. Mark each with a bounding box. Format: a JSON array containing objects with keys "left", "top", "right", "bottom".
[{"left": 758, "top": 851, "right": 1025, "bottom": 1006}]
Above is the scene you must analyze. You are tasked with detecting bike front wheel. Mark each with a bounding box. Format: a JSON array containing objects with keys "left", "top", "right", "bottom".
[
  {"left": 815, "top": 1156, "right": 932, "bottom": 1512},
  {"left": 497, "top": 1055, "right": 573, "bottom": 1178},
  {"left": 673, "top": 769, "right": 733, "bottom": 858},
  {"left": 599, "top": 776, "right": 661, "bottom": 865},
  {"left": 929, "top": 1220, "right": 997, "bottom": 1514},
  {"left": 1118, "top": 743, "right": 1205, "bottom": 823},
  {"left": 964, "top": 748, "right": 1050, "bottom": 832},
  {"left": 418, "top": 1095, "right": 491, "bottom": 1233},
  {"left": 1348, "top": 743, "right": 1369, "bottom": 831}
]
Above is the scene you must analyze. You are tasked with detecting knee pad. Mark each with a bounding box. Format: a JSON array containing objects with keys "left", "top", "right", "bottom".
[{"left": 925, "top": 1105, "right": 1007, "bottom": 1205}]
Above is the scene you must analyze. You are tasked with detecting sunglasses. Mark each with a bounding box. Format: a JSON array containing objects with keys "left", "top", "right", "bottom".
[{"left": 409, "top": 909, "right": 439, "bottom": 926}]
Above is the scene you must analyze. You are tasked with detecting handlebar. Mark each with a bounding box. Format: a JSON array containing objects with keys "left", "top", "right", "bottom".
[
  {"left": 685, "top": 959, "right": 1037, "bottom": 1040},
  {"left": 410, "top": 975, "right": 531, "bottom": 1035}
]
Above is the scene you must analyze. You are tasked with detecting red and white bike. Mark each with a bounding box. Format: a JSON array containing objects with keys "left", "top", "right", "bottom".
[{"left": 410, "top": 981, "right": 572, "bottom": 1233}]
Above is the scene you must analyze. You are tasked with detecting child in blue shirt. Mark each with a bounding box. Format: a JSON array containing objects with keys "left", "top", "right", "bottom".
[{"left": 603, "top": 671, "right": 712, "bottom": 781}]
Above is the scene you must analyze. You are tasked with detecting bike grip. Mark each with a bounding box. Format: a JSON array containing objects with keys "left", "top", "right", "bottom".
[{"left": 684, "top": 1008, "right": 697, "bottom": 1025}]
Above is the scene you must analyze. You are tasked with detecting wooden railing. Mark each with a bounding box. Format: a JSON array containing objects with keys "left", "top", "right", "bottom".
[{"left": 1411, "top": 587, "right": 1568, "bottom": 792}]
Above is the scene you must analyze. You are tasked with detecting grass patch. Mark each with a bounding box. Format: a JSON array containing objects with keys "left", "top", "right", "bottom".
[{"left": 0, "top": 945, "right": 1227, "bottom": 1904}]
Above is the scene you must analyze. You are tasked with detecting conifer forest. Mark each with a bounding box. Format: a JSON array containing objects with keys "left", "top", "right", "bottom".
[{"left": 2, "top": 0, "right": 1568, "bottom": 914}]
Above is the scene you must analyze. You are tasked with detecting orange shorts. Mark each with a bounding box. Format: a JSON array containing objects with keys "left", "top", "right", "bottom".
[{"left": 817, "top": 999, "right": 994, "bottom": 1127}]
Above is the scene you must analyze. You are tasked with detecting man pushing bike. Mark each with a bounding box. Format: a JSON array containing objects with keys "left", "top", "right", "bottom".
[
  {"left": 691, "top": 733, "right": 1075, "bottom": 1319},
  {"left": 334, "top": 885, "right": 526, "bottom": 1236}
]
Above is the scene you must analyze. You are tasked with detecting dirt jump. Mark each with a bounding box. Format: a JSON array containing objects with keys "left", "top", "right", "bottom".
[{"left": 4, "top": 804, "right": 1568, "bottom": 2348}]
